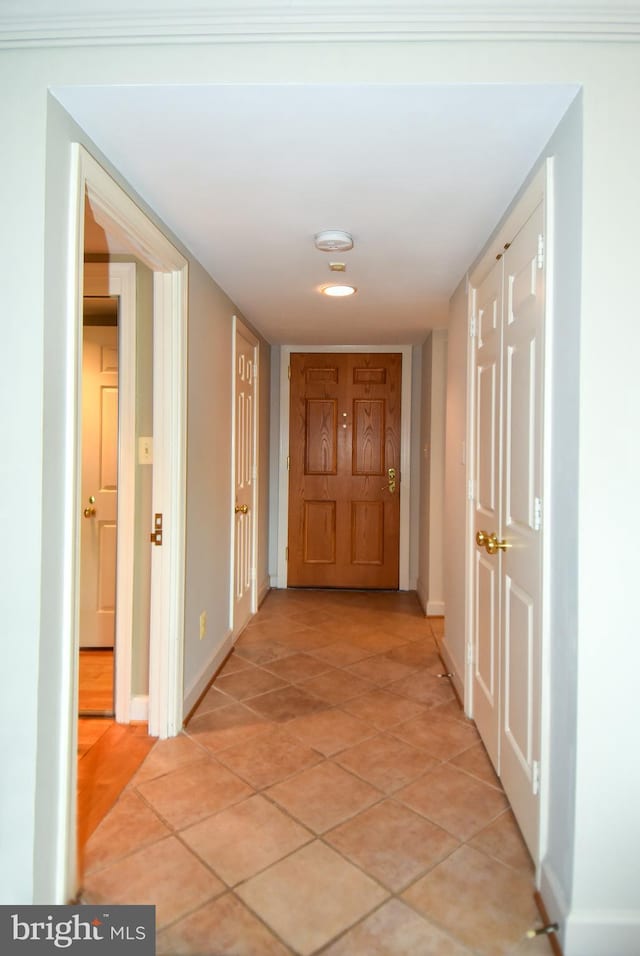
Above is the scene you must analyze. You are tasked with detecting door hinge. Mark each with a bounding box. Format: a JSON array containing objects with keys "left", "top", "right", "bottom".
[
  {"left": 537, "top": 234, "right": 545, "bottom": 269},
  {"left": 287, "top": 364, "right": 291, "bottom": 381},
  {"left": 532, "top": 759, "right": 541, "bottom": 796},
  {"left": 467, "top": 478, "right": 475, "bottom": 501},
  {"left": 534, "top": 496, "right": 542, "bottom": 531},
  {"left": 285, "top": 546, "right": 289, "bottom": 562},
  {"left": 286, "top": 455, "right": 290, "bottom": 471},
  {"left": 149, "top": 512, "right": 163, "bottom": 546},
  {"left": 470, "top": 314, "right": 477, "bottom": 338}
]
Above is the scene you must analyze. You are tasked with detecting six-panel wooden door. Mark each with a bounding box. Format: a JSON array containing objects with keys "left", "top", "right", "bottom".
[{"left": 288, "top": 352, "right": 401, "bottom": 588}]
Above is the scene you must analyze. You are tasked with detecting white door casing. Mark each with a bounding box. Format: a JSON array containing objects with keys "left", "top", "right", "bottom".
[
  {"left": 232, "top": 317, "right": 258, "bottom": 636},
  {"left": 80, "top": 323, "right": 119, "bottom": 649},
  {"left": 468, "top": 164, "right": 549, "bottom": 863},
  {"left": 59, "top": 145, "right": 188, "bottom": 903}
]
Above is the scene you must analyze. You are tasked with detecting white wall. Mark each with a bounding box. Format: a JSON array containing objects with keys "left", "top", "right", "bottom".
[
  {"left": 1, "top": 16, "right": 639, "bottom": 953},
  {"left": 418, "top": 332, "right": 447, "bottom": 616},
  {"left": 442, "top": 279, "right": 469, "bottom": 693}
]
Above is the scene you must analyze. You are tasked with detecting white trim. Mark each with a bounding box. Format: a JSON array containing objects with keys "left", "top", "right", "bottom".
[
  {"left": 182, "top": 628, "right": 234, "bottom": 717},
  {"left": 464, "top": 280, "right": 476, "bottom": 717},
  {"left": 258, "top": 577, "right": 271, "bottom": 607},
  {"left": 437, "top": 636, "right": 465, "bottom": 704},
  {"left": 415, "top": 576, "right": 428, "bottom": 613},
  {"left": 83, "top": 261, "right": 136, "bottom": 725},
  {"left": 2, "top": 3, "right": 640, "bottom": 47},
  {"left": 230, "top": 316, "right": 260, "bottom": 636},
  {"left": 148, "top": 267, "right": 188, "bottom": 740},
  {"left": 277, "top": 344, "right": 412, "bottom": 591},
  {"left": 538, "top": 156, "right": 556, "bottom": 885},
  {"left": 426, "top": 600, "right": 445, "bottom": 616},
  {"left": 61, "top": 144, "right": 188, "bottom": 900},
  {"left": 129, "top": 695, "right": 149, "bottom": 722}
]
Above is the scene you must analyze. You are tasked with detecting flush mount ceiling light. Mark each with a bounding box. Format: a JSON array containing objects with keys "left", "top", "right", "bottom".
[
  {"left": 314, "top": 230, "right": 353, "bottom": 252},
  {"left": 321, "top": 284, "right": 357, "bottom": 297}
]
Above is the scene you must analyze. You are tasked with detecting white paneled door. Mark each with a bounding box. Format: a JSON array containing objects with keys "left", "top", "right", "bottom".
[
  {"left": 80, "top": 324, "right": 118, "bottom": 648},
  {"left": 232, "top": 320, "right": 258, "bottom": 637},
  {"left": 472, "top": 257, "right": 503, "bottom": 769},
  {"left": 472, "top": 192, "right": 546, "bottom": 860}
]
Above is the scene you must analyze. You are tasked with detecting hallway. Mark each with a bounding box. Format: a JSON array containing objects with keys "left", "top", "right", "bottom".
[{"left": 81, "top": 590, "right": 550, "bottom": 955}]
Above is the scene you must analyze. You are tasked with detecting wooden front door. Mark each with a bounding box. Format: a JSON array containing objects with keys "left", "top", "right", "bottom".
[{"left": 288, "top": 352, "right": 401, "bottom": 589}]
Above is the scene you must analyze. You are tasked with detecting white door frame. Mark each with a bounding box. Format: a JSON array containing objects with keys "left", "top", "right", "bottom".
[
  {"left": 83, "top": 261, "right": 136, "bottom": 723},
  {"left": 277, "top": 344, "right": 412, "bottom": 591},
  {"left": 465, "top": 159, "right": 554, "bottom": 871},
  {"left": 230, "top": 315, "right": 259, "bottom": 634},
  {"left": 63, "top": 144, "right": 188, "bottom": 893}
]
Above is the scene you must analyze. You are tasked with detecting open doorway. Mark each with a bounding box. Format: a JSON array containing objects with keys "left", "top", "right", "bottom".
[{"left": 67, "top": 145, "right": 189, "bottom": 897}]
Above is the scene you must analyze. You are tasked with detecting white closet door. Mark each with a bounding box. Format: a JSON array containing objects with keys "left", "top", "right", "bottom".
[
  {"left": 233, "top": 324, "right": 257, "bottom": 636},
  {"left": 499, "top": 200, "right": 545, "bottom": 858},
  {"left": 472, "top": 258, "right": 503, "bottom": 770}
]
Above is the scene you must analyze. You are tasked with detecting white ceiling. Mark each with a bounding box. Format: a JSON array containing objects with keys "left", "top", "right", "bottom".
[{"left": 56, "top": 83, "right": 578, "bottom": 344}]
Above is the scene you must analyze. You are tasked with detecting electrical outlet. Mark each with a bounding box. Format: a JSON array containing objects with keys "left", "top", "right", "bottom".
[{"left": 199, "top": 611, "right": 207, "bottom": 640}]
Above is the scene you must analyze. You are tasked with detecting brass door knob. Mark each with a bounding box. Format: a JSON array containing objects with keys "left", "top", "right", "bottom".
[
  {"left": 83, "top": 507, "right": 96, "bottom": 518},
  {"left": 235, "top": 504, "right": 249, "bottom": 514},
  {"left": 486, "top": 533, "right": 510, "bottom": 554},
  {"left": 476, "top": 530, "right": 490, "bottom": 548}
]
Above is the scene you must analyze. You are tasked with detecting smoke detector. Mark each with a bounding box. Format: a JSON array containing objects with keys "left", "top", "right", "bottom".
[{"left": 314, "top": 230, "right": 353, "bottom": 252}]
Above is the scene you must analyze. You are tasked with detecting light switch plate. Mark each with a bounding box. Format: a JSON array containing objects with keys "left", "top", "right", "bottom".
[{"left": 138, "top": 436, "right": 153, "bottom": 464}]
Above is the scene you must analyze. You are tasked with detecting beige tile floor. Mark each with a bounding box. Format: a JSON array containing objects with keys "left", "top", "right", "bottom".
[{"left": 82, "top": 589, "right": 553, "bottom": 956}]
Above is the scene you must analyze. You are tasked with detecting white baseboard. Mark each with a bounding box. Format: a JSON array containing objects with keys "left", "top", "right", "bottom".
[
  {"left": 129, "top": 695, "right": 149, "bottom": 722},
  {"left": 258, "top": 577, "right": 271, "bottom": 607},
  {"left": 564, "top": 909, "right": 640, "bottom": 955},
  {"left": 540, "top": 860, "right": 640, "bottom": 955},
  {"left": 269, "top": 573, "right": 279, "bottom": 589},
  {"left": 437, "top": 637, "right": 464, "bottom": 704},
  {"left": 427, "top": 600, "right": 445, "bottom": 617},
  {"left": 182, "top": 629, "right": 234, "bottom": 718}
]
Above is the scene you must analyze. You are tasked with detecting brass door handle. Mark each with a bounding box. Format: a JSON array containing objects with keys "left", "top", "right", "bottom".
[
  {"left": 476, "top": 530, "right": 510, "bottom": 554},
  {"left": 235, "top": 504, "right": 249, "bottom": 514},
  {"left": 83, "top": 507, "right": 96, "bottom": 518},
  {"left": 486, "top": 533, "right": 510, "bottom": 554},
  {"left": 382, "top": 467, "right": 397, "bottom": 494}
]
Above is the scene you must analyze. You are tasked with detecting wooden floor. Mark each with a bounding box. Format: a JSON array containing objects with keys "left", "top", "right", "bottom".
[
  {"left": 79, "top": 649, "right": 114, "bottom": 714},
  {"left": 77, "top": 651, "right": 156, "bottom": 877}
]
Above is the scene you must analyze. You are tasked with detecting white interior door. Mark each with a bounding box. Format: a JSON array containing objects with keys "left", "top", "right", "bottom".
[
  {"left": 472, "top": 259, "right": 503, "bottom": 769},
  {"left": 499, "top": 201, "right": 545, "bottom": 857},
  {"left": 80, "top": 323, "right": 118, "bottom": 648},
  {"left": 232, "top": 320, "right": 258, "bottom": 636}
]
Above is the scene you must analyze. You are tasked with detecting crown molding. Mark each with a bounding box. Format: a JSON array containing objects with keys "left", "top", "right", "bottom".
[{"left": 1, "top": 2, "right": 640, "bottom": 48}]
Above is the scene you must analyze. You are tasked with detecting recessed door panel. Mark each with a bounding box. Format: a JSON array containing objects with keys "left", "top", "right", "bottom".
[
  {"left": 351, "top": 500, "right": 384, "bottom": 565},
  {"left": 504, "top": 576, "right": 534, "bottom": 777},
  {"left": 505, "top": 339, "right": 536, "bottom": 531},
  {"left": 305, "top": 400, "right": 337, "bottom": 474},
  {"left": 304, "top": 500, "right": 336, "bottom": 564},
  {"left": 352, "top": 400, "right": 385, "bottom": 475}
]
